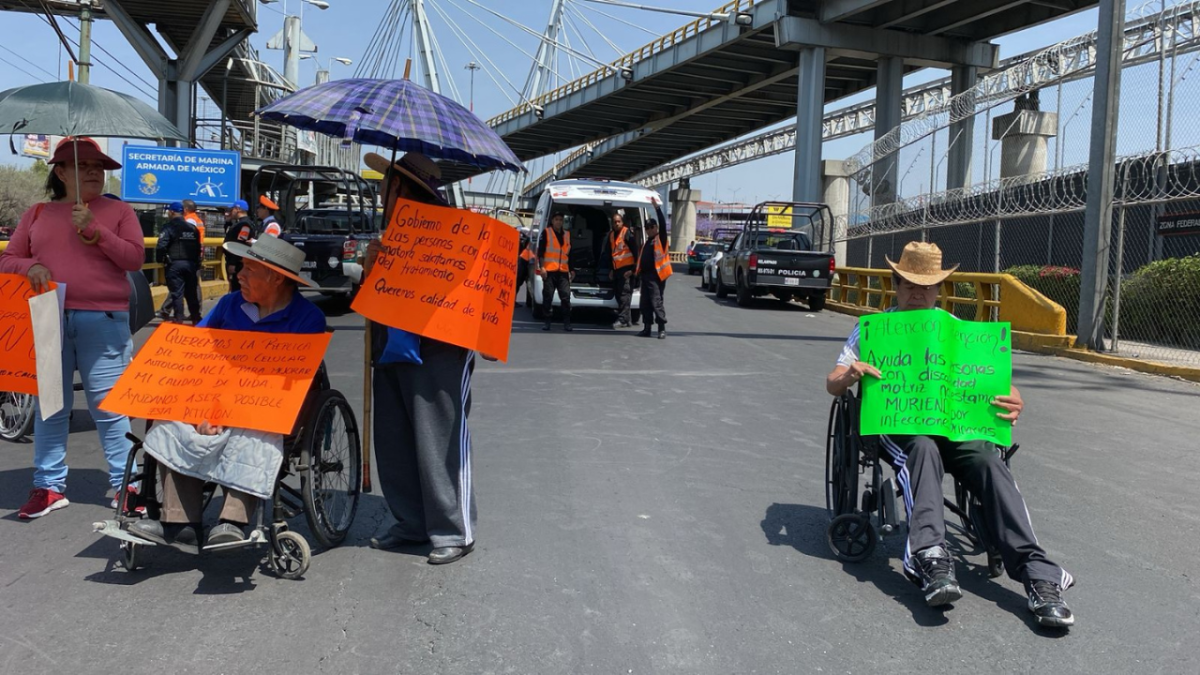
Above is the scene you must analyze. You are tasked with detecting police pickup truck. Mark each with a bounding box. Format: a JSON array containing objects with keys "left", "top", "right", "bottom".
[{"left": 714, "top": 202, "right": 836, "bottom": 311}]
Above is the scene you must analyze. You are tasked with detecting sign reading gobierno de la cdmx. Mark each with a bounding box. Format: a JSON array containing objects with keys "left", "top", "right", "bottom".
[{"left": 119, "top": 145, "right": 241, "bottom": 208}]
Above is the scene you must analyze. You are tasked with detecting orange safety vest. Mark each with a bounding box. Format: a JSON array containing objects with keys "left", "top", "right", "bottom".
[
  {"left": 610, "top": 227, "right": 634, "bottom": 268},
  {"left": 185, "top": 213, "right": 205, "bottom": 242},
  {"left": 520, "top": 247, "right": 535, "bottom": 262},
  {"left": 262, "top": 221, "right": 282, "bottom": 237},
  {"left": 636, "top": 237, "right": 674, "bottom": 281},
  {"left": 542, "top": 228, "right": 570, "bottom": 272}
]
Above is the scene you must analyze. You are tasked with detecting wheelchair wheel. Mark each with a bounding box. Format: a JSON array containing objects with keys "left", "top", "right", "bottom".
[
  {"left": 827, "top": 513, "right": 876, "bottom": 562},
  {"left": 271, "top": 531, "right": 311, "bottom": 580},
  {"left": 0, "top": 392, "right": 35, "bottom": 442},
  {"left": 120, "top": 541, "right": 143, "bottom": 571},
  {"left": 825, "top": 396, "right": 859, "bottom": 517},
  {"left": 300, "top": 390, "right": 361, "bottom": 549}
]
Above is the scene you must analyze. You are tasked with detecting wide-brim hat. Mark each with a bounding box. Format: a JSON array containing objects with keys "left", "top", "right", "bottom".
[
  {"left": 364, "top": 151, "right": 448, "bottom": 206},
  {"left": 885, "top": 241, "right": 959, "bottom": 286},
  {"left": 48, "top": 136, "right": 120, "bottom": 170},
  {"left": 223, "top": 236, "right": 314, "bottom": 287}
]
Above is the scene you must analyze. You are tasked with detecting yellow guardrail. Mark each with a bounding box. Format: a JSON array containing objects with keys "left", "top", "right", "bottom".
[
  {"left": 1, "top": 237, "right": 230, "bottom": 287},
  {"left": 487, "top": 0, "right": 757, "bottom": 127},
  {"left": 829, "top": 266, "right": 1069, "bottom": 340}
]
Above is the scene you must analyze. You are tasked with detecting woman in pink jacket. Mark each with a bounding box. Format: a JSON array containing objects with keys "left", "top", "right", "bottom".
[{"left": 0, "top": 138, "right": 146, "bottom": 520}]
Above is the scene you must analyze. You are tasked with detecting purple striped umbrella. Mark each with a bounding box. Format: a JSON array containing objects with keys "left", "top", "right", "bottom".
[{"left": 254, "top": 78, "right": 523, "bottom": 173}]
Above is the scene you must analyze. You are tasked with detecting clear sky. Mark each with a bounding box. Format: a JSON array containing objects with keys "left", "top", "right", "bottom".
[{"left": 0, "top": 1, "right": 1140, "bottom": 203}]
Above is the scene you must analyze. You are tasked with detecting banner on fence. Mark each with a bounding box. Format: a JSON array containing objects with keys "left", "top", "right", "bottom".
[
  {"left": 859, "top": 309, "right": 1013, "bottom": 446},
  {"left": 351, "top": 198, "right": 519, "bottom": 361},
  {"left": 101, "top": 324, "right": 331, "bottom": 434}
]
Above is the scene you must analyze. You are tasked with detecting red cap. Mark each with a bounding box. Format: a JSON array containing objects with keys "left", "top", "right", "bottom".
[{"left": 48, "top": 137, "right": 121, "bottom": 171}]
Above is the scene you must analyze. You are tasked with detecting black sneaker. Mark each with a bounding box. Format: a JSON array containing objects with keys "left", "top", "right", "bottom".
[
  {"left": 1026, "top": 579, "right": 1074, "bottom": 628},
  {"left": 564, "top": 324, "right": 573, "bottom": 332},
  {"left": 637, "top": 327, "right": 652, "bottom": 337},
  {"left": 128, "top": 520, "right": 200, "bottom": 554},
  {"left": 906, "top": 545, "right": 962, "bottom": 607},
  {"left": 542, "top": 323, "right": 551, "bottom": 332}
]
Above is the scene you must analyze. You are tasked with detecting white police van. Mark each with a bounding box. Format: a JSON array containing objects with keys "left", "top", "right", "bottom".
[{"left": 527, "top": 179, "right": 668, "bottom": 323}]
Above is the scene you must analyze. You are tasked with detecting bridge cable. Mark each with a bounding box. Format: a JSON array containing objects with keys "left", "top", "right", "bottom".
[
  {"left": 355, "top": 0, "right": 402, "bottom": 78},
  {"left": 436, "top": 0, "right": 551, "bottom": 101},
  {"left": 571, "top": 0, "right": 660, "bottom": 37},
  {"left": 454, "top": 0, "right": 617, "bottom": 74},
  {"left": 566, "top": 3, "right": 625, "bottom": 56}
]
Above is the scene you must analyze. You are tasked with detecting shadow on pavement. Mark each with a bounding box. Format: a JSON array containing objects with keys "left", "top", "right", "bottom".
[{"left": 0, "top": 467, "right": 113, "bottom": 512}]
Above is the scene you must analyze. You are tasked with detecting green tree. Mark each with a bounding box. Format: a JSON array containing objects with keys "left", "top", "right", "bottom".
[
  {"left": 30, "top": 159, "right": 50, "bottom": 178},
  {"left": 0, "top": 165, "right": 46, "bottom": 228}
]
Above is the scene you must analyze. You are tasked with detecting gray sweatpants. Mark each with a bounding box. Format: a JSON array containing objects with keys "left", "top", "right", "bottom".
[
  {"left": 881, "top": 435, "right": 1073, "bottom": 589},
  {"left": 373, "top": 339, "right": 477, "bottom": 548}
]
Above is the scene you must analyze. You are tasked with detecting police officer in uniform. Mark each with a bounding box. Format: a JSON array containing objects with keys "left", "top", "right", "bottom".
[
  {"left": 156, "top": 202, "right": 202, "bottom": 324},
  {"left": 257, "top": 195, "right": 282, "bottom": 237},
  {"left": 601, "top": 212, "right": 638, "bottom": 328},
  {"left": 516, "top": 228, "right": 533, "bottom": 307},
  {"left": 636, "top": 218, "right": 672, "bottom": 339},
  {"left": 536, "top": 212, "right": 573, "bottom": 332},
  {"left": 223, "top": 199, "right": 255, "bottom": 292}
]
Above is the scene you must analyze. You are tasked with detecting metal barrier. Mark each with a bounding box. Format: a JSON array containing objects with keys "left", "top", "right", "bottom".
[
  {"left": 1, "top": 237, "right": 229, "bottom": 285},
  {"left": 829, "top": 267, "right": 1068, "bottom": 340}
]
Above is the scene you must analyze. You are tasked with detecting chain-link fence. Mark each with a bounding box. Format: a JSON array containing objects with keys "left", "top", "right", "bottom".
[{"left": 838, "top": 0, "right": 1200, "bottom": 367}]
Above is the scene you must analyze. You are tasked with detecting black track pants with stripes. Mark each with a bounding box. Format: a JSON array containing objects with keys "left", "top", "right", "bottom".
[
  {"left": 373, "top": 339, "right": 477, "bottom": 548},
  {"left": 881, "top": 435, "right": 1072, "bottom": 588}
]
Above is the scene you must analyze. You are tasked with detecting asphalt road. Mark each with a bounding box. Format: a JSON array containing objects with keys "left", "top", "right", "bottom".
[{"left": 2, "top": 276, "right": 1198, "bottom": 675}]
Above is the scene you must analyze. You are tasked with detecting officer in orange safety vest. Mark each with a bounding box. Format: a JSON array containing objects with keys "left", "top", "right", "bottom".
[
  {"left": 516, "top": 229, "right": 533, "bottom": 306},
  {"left": 536, "top": 212, "right": 573, "bottom": 331},
  {"left": 635, "top": 218, "right": 672, "bottom": 339},
  {"left": 603, "top": 212, "right": 638, "bottom": 328}
]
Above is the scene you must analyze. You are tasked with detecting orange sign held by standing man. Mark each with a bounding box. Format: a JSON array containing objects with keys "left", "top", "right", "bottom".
[
  {"left": 101, "top": 324, "right": 331, "bottom": 434},
  {"left": 352, "top": 198, "right": 519, "bottom": 361}
]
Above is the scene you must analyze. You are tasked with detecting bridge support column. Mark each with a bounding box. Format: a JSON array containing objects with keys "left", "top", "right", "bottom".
[
  {"left": 946, "top": 65, "right": 977, "bottom": 190},
  {"left": 791, "top": 47, "right": 826, "bottom": 204},
  {"left": 669, "top": 184, "right": 701, "bottom": 254},
  {"left": 822, "top": 160, "right": 850, "bottom": 266},
  {"left": 871, "top": 56, "right": 903, "bottom": 208},
  {"left": 105, "top": 0, "right": 248, "bottom": 145}
]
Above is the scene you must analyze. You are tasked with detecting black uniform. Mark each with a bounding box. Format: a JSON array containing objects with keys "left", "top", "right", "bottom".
[
  {"left": 537, "top": 227, "right": 571, "bottom": 329},
  {"left": 638, "top": 230, "right": 668, "bottom": 331},
  {"left": 600, "top": 227, "right": 638, "bottom": 326},
  {"left": 156, "top": 216, "right": 202, "bottom": 323},
  {"left": 223, "top": 217, "right": 256, "bottom": 292}
]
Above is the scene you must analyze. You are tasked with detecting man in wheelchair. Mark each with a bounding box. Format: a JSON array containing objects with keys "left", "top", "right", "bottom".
[
  {"left": 824, "top": 242, "right": 1074, "bottom": 628},
  {"left": 128, "top": 237, "right": 326, "bottom": 552}
]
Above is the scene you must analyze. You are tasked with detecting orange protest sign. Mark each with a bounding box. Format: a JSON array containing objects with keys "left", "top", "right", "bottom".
[
  {"left": 351, "top": 198, "right": 519, "bottom": 361},
  {"left": 100, "top": 324, "right": 332, "bottom": 435},
  {"left": 0, "top": 273, "right": 52, "bottom": 396}
]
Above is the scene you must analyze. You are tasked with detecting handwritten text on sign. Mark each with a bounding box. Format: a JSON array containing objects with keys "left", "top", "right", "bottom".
[
  {"left": 0, "top": 274, "right": 45, "bottom": 395},
  {"left": 859, "top": 309, "right": 1013, "bottom": 446},
  {"left": 351, "top": 198, "right": 519, "bottom": 361},
  {"left": 101, "top": 324, "right": 331, "bottom": 435}
]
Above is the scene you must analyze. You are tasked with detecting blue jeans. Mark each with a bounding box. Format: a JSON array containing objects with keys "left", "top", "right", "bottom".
[{"left": 33, "top": 310, "right": 133, "bottom": 493}]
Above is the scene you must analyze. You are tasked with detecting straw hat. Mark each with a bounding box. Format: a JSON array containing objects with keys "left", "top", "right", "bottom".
[
  {"left": 885, "top": 242, "right": 959, "bottom": 286},
  {"left": 364, "top": 151, "right": 447, "bottom": 205},
  {"left": 223, "top": 236, "right": 314, "bottom": 287}
]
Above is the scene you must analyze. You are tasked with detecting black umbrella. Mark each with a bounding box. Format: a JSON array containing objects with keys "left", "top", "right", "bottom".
[{"left": 0, "top": 81, "right": 188, "bottom": 202}]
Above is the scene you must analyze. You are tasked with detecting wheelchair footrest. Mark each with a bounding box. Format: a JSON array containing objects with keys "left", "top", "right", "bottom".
[{"left": 93, "top": 520, "right": 158, "bottom": 546}]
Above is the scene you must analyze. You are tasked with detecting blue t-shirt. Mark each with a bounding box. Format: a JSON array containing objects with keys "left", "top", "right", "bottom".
[{"left": 198, "top": 290, "right": 326, "bottom": 334}]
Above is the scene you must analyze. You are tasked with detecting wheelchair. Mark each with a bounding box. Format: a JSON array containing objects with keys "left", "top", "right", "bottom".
[
  {"left": 824, "top": 391, "right": 1015, "bottom": 578},
  {"left": 92, "top": 363, "right": 362, "bottom": 579}
]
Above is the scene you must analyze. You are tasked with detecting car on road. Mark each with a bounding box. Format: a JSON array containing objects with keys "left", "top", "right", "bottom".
[
  {"left": 252, "top": 165, "right": 381, "bottom": 296},
  {"left": 713, "top": 202, "right": 835, "bottom": 310},
  {"left": 686, "top": 241, "right": 723, "bottom": 275},
  {"left": 701, "top": 248, "right": 723, "bottom": 290},
  {"left": 527, "top": 178, "right": 668, "bottom": 324}
]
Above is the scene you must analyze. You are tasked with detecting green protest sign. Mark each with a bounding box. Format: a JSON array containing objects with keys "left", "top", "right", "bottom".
[{"left": 859, "top": 309, "right": 1013, "bottom": 446}]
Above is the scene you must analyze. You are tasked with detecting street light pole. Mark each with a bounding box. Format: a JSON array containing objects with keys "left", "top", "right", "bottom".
[{"left": 465, "top": 61, "right": 481, "bottom": 111}]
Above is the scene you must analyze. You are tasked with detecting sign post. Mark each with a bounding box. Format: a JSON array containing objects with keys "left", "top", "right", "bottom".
[{"left": 120, "top": 146, "right": 241, "bottom": 207}]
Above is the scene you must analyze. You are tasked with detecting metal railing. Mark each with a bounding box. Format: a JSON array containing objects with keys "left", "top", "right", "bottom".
[
  {"left": 487, "top": 0, "right": 757, "bottom": 127},
  {"left": 829, "top": 267, "right": 1067, "bottom": 337}
]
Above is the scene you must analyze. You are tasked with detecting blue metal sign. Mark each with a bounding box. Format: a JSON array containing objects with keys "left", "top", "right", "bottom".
[{"left": 120, "top": 146, "right": 241, "bottom": 207}]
